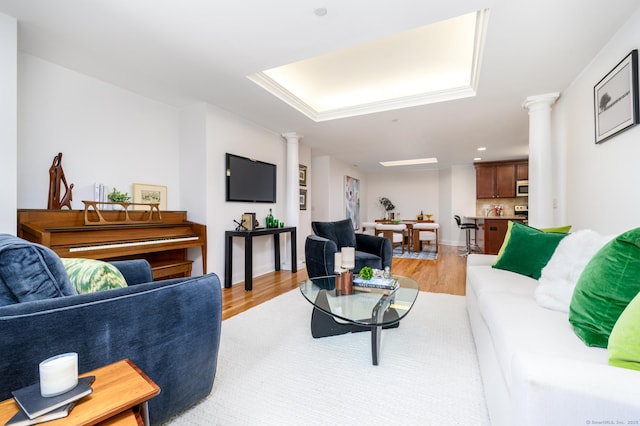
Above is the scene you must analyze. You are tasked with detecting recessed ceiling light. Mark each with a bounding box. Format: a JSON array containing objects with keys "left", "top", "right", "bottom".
[
  {"left": 314, "top": 7, "right": 327, "bottom": 17},
  {"left": 474, "top": 157, "right": 482, "bottom": 161},
  {"left": 248, "top": 9, "right": 489, "bottom": 121},
  {"left": 477, "top": 147, "right": 487, "bottom": 151},
  {"left": 380, "top": 157, "right": 438, "bottom": 167}
]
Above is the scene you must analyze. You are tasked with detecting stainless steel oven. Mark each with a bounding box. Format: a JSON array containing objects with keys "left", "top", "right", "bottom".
[{"left": 516, "top": 180, "right": 528, "bottom": 197}]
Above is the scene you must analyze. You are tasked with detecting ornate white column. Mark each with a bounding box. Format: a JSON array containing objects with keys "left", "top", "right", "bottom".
[
  {"left": 522, "top": 93, "right": 559, "bottom": 228},
  {"left": 281, "top": 132, "right": 302, "bottom": 270}
]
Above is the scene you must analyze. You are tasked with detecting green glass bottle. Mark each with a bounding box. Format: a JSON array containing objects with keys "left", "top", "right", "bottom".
[{"left": 267, "top": 208, "right": 273, "bottom": 228}]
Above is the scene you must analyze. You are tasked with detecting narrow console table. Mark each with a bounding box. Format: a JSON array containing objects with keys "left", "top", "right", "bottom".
[{"left": 225, "top": 226, "right": 297, "bottom": 291}]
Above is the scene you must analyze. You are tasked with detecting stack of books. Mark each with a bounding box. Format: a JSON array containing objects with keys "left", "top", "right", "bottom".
[
  {"left": 352, "top": 276, "right": 399, "bottom": 295},
  {"left": 7, "top": 376, "right": 95, "bottom": 425}
]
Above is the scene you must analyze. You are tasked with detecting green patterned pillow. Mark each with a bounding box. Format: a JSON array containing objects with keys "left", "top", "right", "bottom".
[{"left": 61, "top": 258, "right": 128, "bottom": 294}]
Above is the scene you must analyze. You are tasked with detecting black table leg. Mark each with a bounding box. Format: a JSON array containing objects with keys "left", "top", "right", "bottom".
[
  {"left": 371, "top": 325, "right": 382, "bottom": 365},
  {"left": 274, "top": 233, "right": 281, "bottom": 271},
  {"left": 291, "top": 228, "right": 297, "bottom": 272},
  {"left": 224, "top": 235, "right": 232, "bottom": 288},
  {"left": 245, "top": 235, "right": 253, "bottom": 291}
]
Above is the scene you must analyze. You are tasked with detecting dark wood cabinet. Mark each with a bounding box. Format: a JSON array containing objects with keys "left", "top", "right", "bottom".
[
  {"left": 475, "top": 160, "right": 527, "bottom": 199},
  {"left": 482, "top": 218, "right": 525, "bottom": 255},
  {"left": 483, "top": 219, "right": 509, "bottom": 255},
  {"left": 475, "top": 165, "right": 496, "bottom": 198},
  {"left": 516, "top": 162, "right": 529, "bottom": 180}
]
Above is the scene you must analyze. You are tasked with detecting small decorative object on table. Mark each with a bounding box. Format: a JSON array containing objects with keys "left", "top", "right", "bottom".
[
  {"left": 47, "top": 152, "right": 74, "bottom": 210},
  {"left": 334, "top": 247, "right": 355, "bottom": 295},
  {"left": 353, "top": 274, "right": 399, "bottom": 295},
  {"left": 241, "top": 213, "right": 256, "bottom": 231},
  {"left": 107, "top": 188, "right": 130, "bottom": 203},
  {"left": 378, "top": 197, "right": 395, "bottom": 220}
]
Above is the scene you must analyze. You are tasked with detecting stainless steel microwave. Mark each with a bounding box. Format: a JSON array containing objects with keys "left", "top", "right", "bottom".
[{"left": 516, "top": 180, "right": 528, "bottom": 197}]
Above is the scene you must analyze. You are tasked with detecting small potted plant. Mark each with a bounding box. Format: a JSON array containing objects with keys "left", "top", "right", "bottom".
[
  {"left": 378, "top": 197, "right": 395, "bottom": 220},
  {"left": 107, "top": 188, "right": 130, "bottom": 208}
]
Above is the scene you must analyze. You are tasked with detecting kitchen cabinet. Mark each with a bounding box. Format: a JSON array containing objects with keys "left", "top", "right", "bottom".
[
  {"left": 479, "top": 217, "right": 526, "bottom": 255},
  {"left": 516, "top": 162, "right": 528, "bottom": 180},
  {"left": 475, "top": 160, "right": 528, "bottom": 199}
]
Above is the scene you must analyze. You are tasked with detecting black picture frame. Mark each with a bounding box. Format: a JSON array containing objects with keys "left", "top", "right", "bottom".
[
  {"left": 299, "top": 164, "right": 307, "bottom": 187},
  {"left": 594, "top": 49, "right": 639, "bottom": 144},
  {"left": 299, "top": 189, "right": 307, "bottom": 210}
]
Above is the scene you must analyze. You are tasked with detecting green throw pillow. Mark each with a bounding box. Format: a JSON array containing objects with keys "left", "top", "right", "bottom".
[
  {"left": 608, "top": 291, "right": 640, "bottom": 371},
  {"left": 569, "top": 227, "right": 640, "bottom": 348},
  {"left": 492, "top": 221, "right": 567, "bottom": 279},
  {"left": 61, "top": 258, "right": 128, "bottom": 294},
  {"left": 493, "top": 222, "right": 571, "bottom": 265}
]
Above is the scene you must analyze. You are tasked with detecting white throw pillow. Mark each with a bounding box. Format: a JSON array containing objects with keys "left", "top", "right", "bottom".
[{"left": 535, "top": 229, "right": 613, "bottom": 313}]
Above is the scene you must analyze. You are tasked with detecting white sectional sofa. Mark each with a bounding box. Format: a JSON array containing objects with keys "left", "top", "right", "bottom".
[{"left": 466, "top": 253, "right": 640, "bottom": 426}]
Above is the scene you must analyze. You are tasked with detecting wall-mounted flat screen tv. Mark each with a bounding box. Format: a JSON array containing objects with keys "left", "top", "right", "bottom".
[{"left": 226, "top": 153, "right": 277, "bottom": 203}]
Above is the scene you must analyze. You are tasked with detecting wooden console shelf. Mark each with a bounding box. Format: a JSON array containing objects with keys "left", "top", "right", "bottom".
[{"left": 225, "top": 226, "right": 297, "bottom": 291}]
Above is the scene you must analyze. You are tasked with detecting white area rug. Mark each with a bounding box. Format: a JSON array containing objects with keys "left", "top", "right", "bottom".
[{"left": 166, "top": 290, "right": 489, "bottom": 425}]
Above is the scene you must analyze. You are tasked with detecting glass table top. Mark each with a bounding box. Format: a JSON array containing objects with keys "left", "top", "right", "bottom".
[{"left": 299, "top": 275, "right": 420, "bottom": 327}]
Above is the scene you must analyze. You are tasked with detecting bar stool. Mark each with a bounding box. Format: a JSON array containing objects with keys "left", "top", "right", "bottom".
[{"left": 454, "top": 215, "right": 479, "bottom": 256}]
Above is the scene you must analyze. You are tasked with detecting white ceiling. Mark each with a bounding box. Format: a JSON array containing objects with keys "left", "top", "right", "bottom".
[{"left": 1, "top": 0, "right": 639, "bottom": 173}]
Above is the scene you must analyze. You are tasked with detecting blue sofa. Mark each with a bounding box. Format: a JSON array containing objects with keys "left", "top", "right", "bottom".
[{"left": 0, "top": 234, "right": 221, "bottom": 425}]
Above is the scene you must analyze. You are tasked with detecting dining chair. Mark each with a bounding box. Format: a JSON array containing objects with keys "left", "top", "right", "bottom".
[
  {"left": 376, "top": 223, "right": 407, "bottom": 254},
  {"left": 412, "top": 222, "right": 440, "bottom": 253}
]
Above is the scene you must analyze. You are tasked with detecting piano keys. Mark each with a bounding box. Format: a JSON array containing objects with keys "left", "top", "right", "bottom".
[{"left": 17, "top": 209, "right": 206, "bottom": 280}]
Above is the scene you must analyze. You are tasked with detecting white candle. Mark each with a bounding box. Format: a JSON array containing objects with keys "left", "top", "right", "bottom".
[
  {"left": 39, "top": 353, "right": 78, "bottom": 397},
  {"left": 334, "top": 252, "right": 343, "bottom": 274},
  {"left": 341, "top": 247, "right": 355, "bottom": 270}
]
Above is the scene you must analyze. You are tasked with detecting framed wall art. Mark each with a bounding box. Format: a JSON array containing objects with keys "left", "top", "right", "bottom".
[
  {"left": 299, "top": 188, "right": 307, "bottom": 210},
  {"left": 133, "top": 183, "right": 167, "bottom": 210},
  {"left": 594, "top": 49, "right": 639, "bottom": 144},
  {"left": 344, "top": 175, "right": 360, "bottom": 229},
  {"left": 299, "top": 164, "right": 307, "bottom": 186}
]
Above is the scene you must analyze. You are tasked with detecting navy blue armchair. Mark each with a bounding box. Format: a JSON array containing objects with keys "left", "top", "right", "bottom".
[
  {"left": 0, "top": 234, "right": 221, "bottom": 425},
  {"left": 306, "top": 219, "right": 392, "bottom": 278}
]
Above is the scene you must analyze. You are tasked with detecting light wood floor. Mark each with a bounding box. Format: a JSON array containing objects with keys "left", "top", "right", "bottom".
[{"left": 221, "top": 244, "right": 467, "bottom": 320}]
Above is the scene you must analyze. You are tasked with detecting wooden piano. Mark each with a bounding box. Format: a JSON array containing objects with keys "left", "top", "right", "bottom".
[{"left": 17, "top": 209, "right": 206, "bottom": 280}]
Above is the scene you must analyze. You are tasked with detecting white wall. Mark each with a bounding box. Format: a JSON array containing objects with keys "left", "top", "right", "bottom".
[
  {"left": 0, "top": 13, "right": 17, "bottom": 233},
  {"left": 179, "top": 103, "right": 208, "bottom": 275},
  {"left": 205, "top": 104, "right": 292, "bottom": 283},
  {"left": 17, "top": 53, "right": 181, "bottom": 210},
  {"left": 366, "top": 169, "right": 439, "bottom": 222},
  {"left": 310, "top": 155, "right": 331, "bottom": 221},
  {"left": 310, "top": 154, "right": 367, "bottom": 225},
  {"left": 553, "top": 7, "right": 640, "bottom": 234},
  {"left": 450, "top": 165, "right": 477, "bottom": 245},
  {"left": 14, "top": 51, "right": 306, "bottom": 285}
]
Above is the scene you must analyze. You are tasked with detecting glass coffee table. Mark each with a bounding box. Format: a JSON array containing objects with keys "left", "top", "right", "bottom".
[{"left": 300, "top": 275, "right": 419, "bottom": 365}]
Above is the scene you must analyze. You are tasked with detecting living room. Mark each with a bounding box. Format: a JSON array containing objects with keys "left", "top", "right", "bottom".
[
  {"left": 2, "top": 2, "right": 640, "bottom": 281},
  {"left": 2, "top": 1, "right": 640, "bottom": 424}
]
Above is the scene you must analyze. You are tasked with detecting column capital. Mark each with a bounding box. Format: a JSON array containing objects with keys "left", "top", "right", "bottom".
[
  {"left": 522, "top": 92, "right": 560, "bottom": 112},
  {"left": 281, "top": 132, "right": 303, "bottom": 143}
]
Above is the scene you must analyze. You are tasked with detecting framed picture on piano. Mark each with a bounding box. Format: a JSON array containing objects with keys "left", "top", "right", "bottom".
[{"left": 133, "top": 183, "right": 168, "bottom": 210}]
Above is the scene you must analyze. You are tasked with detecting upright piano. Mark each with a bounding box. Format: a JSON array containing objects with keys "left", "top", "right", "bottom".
[{"left": 17, "top": 209, "right": 206, "bottom": 280}]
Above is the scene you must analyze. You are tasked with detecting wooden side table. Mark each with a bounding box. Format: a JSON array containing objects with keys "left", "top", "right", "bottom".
[{"left": 0, "top": 359, "right": 160, "bottom": 426}]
